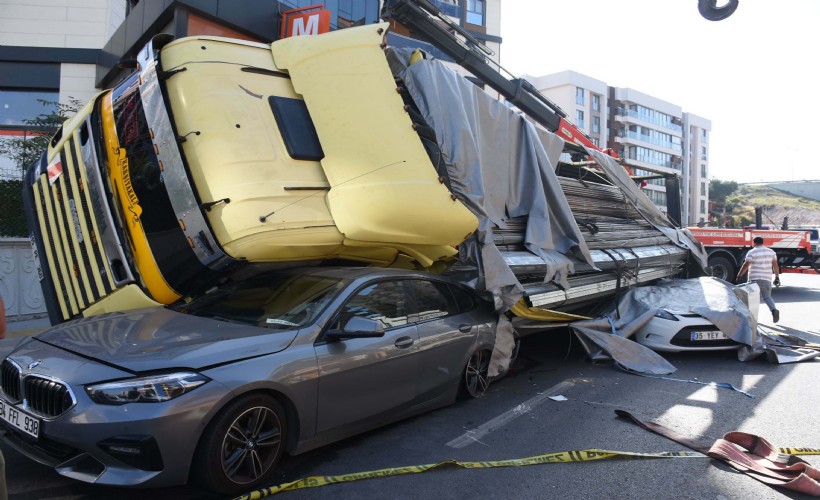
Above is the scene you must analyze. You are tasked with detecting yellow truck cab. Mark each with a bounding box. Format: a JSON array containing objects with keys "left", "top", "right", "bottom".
[{"left": 24, "top": 24, "right": 477, "bottom": 324}]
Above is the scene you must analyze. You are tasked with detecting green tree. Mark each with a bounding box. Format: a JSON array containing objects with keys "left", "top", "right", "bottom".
[
  {"left": 0, "top": 99, "right": 80, "bottom": 237},
  {"left": 709, "top": 179, "right": 738, "bottom": 202}
]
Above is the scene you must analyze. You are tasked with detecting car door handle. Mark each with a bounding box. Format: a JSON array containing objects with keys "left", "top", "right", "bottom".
[
  {"left": 459, "top": 324, "right": 473, "bottom": 333},
  {"left": 394, "top": 336, "right": 414, "bottom": 349}
]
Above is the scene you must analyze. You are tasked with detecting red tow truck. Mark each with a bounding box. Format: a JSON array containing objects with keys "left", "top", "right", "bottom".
[{"left": 689, "top": 227, "right": 819, "bottom": 283}]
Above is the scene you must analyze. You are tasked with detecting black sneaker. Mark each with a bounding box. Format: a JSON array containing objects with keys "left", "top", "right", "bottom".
[{"left": 772, "top": 309, "right": 780, "bottom": 323}]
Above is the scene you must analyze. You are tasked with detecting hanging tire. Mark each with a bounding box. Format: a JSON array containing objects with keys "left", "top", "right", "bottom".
[
  {"left": 698, "top": 0, "right": 738, "bottom": 21},
  {"left": 193, "top": 393, "right": 287, "bottom": 495},
  {"left": 708, "top": 255, "right": 736, "bottom": 283},
  {"left": 460, "top": 349, "right": 491, "bottom": 399}
]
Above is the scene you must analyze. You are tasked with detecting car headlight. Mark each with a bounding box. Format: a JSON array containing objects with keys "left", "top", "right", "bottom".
[
  {"left": 654, "top": 309, "right": 679, "bottom": 321},
  {"left": 86, "top": 372, "right": 210, "bottom": 405}
]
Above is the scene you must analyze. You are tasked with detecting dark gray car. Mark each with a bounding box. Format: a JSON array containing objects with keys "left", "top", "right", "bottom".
[{"left": 0, "top": 268, "right": 496, "bottom": 494}]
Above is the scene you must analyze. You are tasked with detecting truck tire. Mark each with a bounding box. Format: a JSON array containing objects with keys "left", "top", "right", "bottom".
[{"left": 708, "top": 255, "right": 736, "bottom": 283}]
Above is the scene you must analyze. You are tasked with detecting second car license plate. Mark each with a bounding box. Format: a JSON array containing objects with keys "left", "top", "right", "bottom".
[
  {"left": 690, "top": 330, "right": 727, "bottom": 341},
  {"left": 0, "top": 397, "right": 40, "bottom": 438}
]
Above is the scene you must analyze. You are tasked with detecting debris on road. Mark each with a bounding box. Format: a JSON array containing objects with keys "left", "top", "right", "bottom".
[
  {"left": 617, "top": 410, "right": 820, "bottom": 496},
  {"left": 569, "top": 277, "right": 819, "bottom": 373}
]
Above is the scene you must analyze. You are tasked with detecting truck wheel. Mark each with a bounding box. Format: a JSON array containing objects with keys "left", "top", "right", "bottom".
[{"left": 708, "top": 255, "right": 736, "bottom": 283}]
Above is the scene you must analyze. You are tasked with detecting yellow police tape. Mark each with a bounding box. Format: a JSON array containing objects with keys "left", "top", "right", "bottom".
[{"left": 233, "top": 446, "right": 820, "bottom": 499}]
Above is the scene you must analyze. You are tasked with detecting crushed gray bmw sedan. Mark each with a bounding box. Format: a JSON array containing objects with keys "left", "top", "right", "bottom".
[{"left": 0, "top": 267, "right": 496, "bottom": 494}]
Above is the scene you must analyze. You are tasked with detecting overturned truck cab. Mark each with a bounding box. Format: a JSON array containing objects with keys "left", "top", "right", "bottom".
[
  {"left": 24, "top": 27, "right": 479, "bottom": 325},
  {"left": 24, "top": 21, "right": 704, "bottom": 336}
]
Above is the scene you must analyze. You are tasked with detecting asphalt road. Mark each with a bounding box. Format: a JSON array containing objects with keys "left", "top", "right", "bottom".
[{"left": 4, "top": 274, "right": 819, "bottom": 500}]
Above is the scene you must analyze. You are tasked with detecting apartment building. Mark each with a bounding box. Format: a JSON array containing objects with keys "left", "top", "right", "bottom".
[
  {"left": 683, "top": 113, "right": 711, "bottom": 225},
  {"left": 530, "top": 71, "right": 711, "bottom": 226},
  {"left": 522, "top": 71, "right": 608, "bottom": 149}
]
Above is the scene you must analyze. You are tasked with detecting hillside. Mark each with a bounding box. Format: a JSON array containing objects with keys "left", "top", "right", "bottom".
[{"left": 712, "top": 184, "right": 820, "bottom": 228}]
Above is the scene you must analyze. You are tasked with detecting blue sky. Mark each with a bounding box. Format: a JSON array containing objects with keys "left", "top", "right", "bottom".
[{"left": 499, "top": 0, "right": 820, "bottom": 183}]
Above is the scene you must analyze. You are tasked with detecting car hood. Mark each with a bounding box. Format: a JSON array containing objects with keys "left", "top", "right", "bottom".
[{"left": 32, "top": 307, "right": 300, "bottom": 372}]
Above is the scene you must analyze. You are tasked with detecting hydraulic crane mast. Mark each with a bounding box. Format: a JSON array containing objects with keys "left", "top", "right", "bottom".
[{"left": 381, "top": 0, "right": 608, "bottom": 155}]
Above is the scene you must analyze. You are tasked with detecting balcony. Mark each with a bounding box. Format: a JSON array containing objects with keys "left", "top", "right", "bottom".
[
  {"left": 614, "top": 108, "right": 683, "bottom": 134},
  {"left": 616, "top": 130, "right": 682, "bottom": 153}
]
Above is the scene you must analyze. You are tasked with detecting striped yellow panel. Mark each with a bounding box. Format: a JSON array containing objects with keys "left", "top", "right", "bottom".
[
  {"left": 60, "top": 141, "right": 95, "bottom": 302},
  {"left": 38, "top": 176, "right": 79, "bottom": 316},
  {"left": 32, "top": 186, "right": 69, "bottom": 320},
  {"left": 66, "top": 134, "right": 115, "bottom": 293}
]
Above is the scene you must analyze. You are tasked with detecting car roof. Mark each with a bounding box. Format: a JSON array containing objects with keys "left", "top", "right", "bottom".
[{"left": 299, "top": 266, "right": 463, "bottom": 283}]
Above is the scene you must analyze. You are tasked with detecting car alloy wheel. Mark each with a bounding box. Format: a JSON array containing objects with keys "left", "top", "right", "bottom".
[
  {"left": 463, "top": 349, "right": 491, "bottom": 398},
  {"left": 221, "top": 405, "right": 282, "bottom": 484},
  {"left": 195, "top": 394, "right": 287, "bottom": 494}
]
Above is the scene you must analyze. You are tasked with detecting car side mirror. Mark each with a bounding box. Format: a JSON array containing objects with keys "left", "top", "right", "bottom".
[{"left": 327, "top": 316, "right": 385, "bottom": 339}]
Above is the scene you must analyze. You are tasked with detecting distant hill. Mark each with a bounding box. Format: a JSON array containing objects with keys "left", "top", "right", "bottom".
[{"left": 712, "top": 184, "right": 820, "bottom": 228}]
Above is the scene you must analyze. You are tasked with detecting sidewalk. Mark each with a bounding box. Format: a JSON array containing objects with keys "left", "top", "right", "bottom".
[{"left": 5, "top": 316, "right": 51, "bottom": 338}]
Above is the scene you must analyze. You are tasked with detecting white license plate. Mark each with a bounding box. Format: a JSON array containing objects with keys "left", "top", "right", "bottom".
[
  {"left": 690, "top": 330, "right": 727, "bottom": 341},
  {"left": 0, "top": 398, "right": 40, "bottom": 438}
]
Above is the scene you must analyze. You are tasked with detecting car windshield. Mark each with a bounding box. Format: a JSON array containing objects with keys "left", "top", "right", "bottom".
[{"left": 171, "top": 273, "right": 349, "bottom": 329}]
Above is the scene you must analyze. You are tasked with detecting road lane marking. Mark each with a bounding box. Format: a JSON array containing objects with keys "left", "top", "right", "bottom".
[{"left": 446, "top": 379, "right": 576, "bottom": 449}]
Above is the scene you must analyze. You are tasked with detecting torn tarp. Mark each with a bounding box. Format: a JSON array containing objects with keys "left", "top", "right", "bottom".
[
  {"left": 392, "top": 49, "right": 595, "bottom": 311},
  {"left": 572, "top": 277, "right": 818, "bottom": 373},
  {"left": 389, "top": 49, "right": 597, "bottom": 377}
]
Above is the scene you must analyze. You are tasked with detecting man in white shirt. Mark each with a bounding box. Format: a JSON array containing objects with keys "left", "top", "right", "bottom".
[{"left": 737, "top": 237, "right": 781, "bottom": 323}]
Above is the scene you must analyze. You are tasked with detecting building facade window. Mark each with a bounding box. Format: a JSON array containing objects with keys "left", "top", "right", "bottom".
[
  {"left": 701, "top": 145, "right": 707, "bottom": 160},
  {"left": 629, "top": 146, "right": 674, "bottom": 169},
  {"left": 432, "top": 0, "right": 460, "bottom": 17},
  {"left": 576, "top": 87, "right": 585, "bottom": 105},
  {"left": 700, "top": 182, "right": 706, "bottom": 196},
  {"left": 633, "top": 168, "right": 664, "bottom": 186},
  {"left": 283, "top": 0, "right": 380, "bottom": 30},
  {"left": 0, "top": 89, "right": 59, "bottom": 127},
  {"left": 466, "top": 0, "right": 485, "bottom": 25},
  {"left": 619, "top": 104, "right": 681, "bottom": 132},
  {"left": 592, "top": 94, "right": 600, "bottom": 111},
  {"left": 625, "top": 124, "right": 681, "bottom": 151},
  {"left": 645, "top": 189, "right": 667, "bottom": 206},
  {"left": 700, "top": 199, "right": 706, "bottom": 213},
  {"left": 592, "top": 116, "right": 600, "bottom": 133},
  {"left": 576, "top": 109, "right": 585, "bottom": 128},
  {"left": 701, "top": 164, "right": 707, "bottom": 178}
]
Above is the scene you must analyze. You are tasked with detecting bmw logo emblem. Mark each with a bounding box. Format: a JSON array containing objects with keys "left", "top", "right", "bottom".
[{"left": 27, "top": 360, "right": 42, "bottom": 370}]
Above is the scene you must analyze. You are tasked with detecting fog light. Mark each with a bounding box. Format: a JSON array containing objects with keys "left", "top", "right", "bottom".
[{"left": 97, "top": 435, "right": 164, "bottom": 471}]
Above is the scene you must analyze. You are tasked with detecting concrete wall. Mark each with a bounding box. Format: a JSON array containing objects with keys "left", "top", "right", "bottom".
[
  {"left": 0, "top": 238, "right": 47, "bottom": 321},
  {"left": 768, "top": 181, "right": 820, "bottom": 202}
]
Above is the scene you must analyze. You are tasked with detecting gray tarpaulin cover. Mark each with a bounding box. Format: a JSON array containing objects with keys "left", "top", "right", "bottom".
[
  {"left": 395, "top": 52, "right": 594, "bottom": 304},
  {"left": 571, "top": 277, "right": 818, "bottom": 374},
  {"left": 572, "top": 277, "right": 756, "bottom": 374},
  {"left": 389, "top": 49, "right": 595, "bottom": 375}
]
